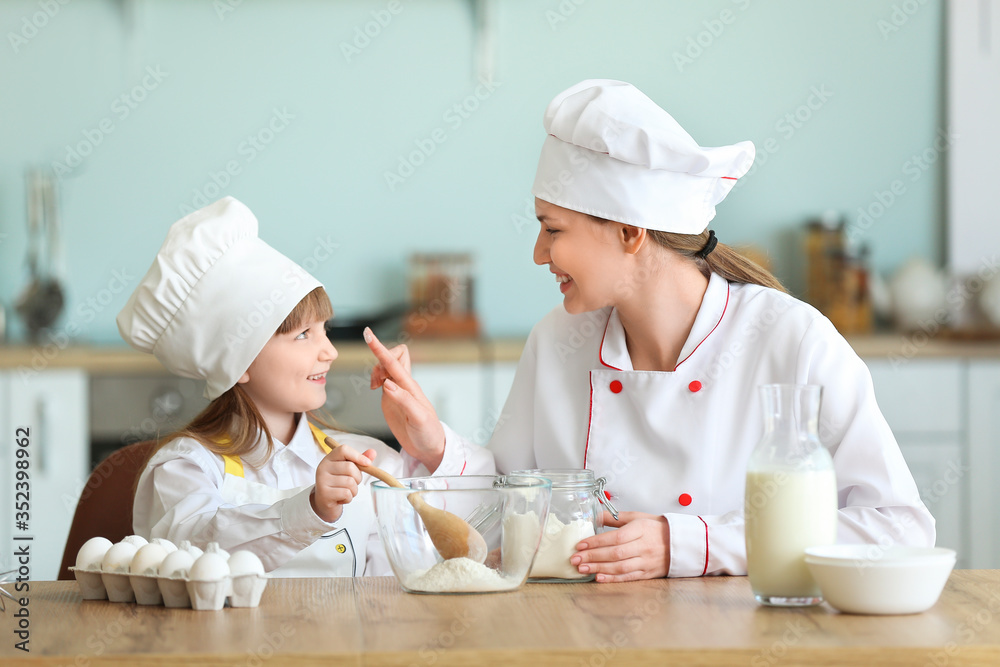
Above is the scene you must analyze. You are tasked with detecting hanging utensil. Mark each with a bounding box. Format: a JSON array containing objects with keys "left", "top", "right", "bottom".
[{"left": 15, "top": 168, "right": 65, "bottom": 342}]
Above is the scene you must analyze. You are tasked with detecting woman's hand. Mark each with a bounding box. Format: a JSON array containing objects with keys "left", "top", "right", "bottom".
[
  {"left": 364, "top": 327, "right": 446, "bottom": 472},
  {"left": 569, "top": 511, "right": 671, "bottom": 582},
  {"left": 311, "top": 444, "right": 376, "bottom": 523}
]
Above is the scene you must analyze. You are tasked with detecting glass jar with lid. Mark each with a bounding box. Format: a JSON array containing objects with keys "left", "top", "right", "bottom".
[{"left": 508, "top": 468, "right": 618, "bottom": 583}]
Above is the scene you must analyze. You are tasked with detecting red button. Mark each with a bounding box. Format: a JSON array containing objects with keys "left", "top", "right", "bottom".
[
  {"left": 679, "top": 493, "right": 692, "bottom": 506},
  {"left": 610, "top": 380, "right": 623, "bottom": 393},
  {"left": 688, "top": 380, "right": 702, "bottom": 393}
]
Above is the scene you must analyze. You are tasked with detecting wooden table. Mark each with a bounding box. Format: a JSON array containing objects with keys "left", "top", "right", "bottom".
[{"left": 3, "top": 571, "right": 1000, "bottom": 666}]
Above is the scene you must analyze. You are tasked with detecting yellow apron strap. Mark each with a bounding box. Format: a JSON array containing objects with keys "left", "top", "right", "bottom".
[
  {"left": 223, "top": 454, "right": 245, "bottom": 478},
  {"left": 213, "top": 434, "right": 245, "bottom": 478},
  {"left": 219, "top": 422, "right": 333, "bottom": 477}
]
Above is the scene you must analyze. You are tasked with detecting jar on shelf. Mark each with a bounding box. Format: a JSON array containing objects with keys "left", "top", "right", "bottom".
[{"left": 508, "top": 468, "right": 618, "bottom": 583}]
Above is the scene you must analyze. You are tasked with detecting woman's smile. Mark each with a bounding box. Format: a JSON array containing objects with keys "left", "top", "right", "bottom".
[{"left": 555, "top": 272, "right": 573, "bottom": 293}]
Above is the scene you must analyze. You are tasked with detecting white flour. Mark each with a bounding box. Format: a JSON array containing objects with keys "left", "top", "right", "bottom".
[
  {"left": 504, "top": 511, "right": 596, "bottom": 580},
  {"left": 404, "top": 557, "right": 519, "bottom": 593}
]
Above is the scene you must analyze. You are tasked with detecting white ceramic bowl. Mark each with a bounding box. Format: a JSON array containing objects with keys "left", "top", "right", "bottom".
[{"left": 804, "top": 545, "right": 956, "bottom": 615}]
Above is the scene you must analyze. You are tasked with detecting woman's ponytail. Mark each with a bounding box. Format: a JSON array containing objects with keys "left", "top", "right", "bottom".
[{"left": 647, "top": 228, "right": 786, "bottom": 292}]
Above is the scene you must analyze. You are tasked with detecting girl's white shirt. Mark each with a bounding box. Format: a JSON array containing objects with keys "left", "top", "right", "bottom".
[
  {"left": 132, "top": 415, "right": 476, "bottom": 576},
  {"left": 443, "top": 272, "right": 936, "bottom": 577}
]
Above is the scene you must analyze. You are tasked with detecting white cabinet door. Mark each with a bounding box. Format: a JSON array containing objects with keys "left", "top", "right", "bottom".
[
  {"left": 0, "top": 369, "right": 89, "bottom": 581},
  {"left": 866, "top": 359, "right": 963, "bottom": 433},
  {"left": 411, "top": 364, "right": 486, "bottom": 445},
  {"left": 866, "top": 359, "right": 967, "bottom": 563},
  {"left": 481, "top": 361, "right": 519, "bottom": 446},
  {"left": 969, "top": 361, "right": 1000, "bottom": 568},
  {"left": 895, "top": 439, "right": 967, "bottom": 567}
]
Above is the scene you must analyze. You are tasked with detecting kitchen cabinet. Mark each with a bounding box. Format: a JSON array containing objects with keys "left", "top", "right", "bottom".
[
  {"left": 866, "top": 359, "right": 968, "bottom": 566},
  {"left": 968, "top": 361, "right": 1000, "bottom": 569},
  {"left": 486, "top": 361, "right": 518, "bottom": 443},
  {"left": 411, "top": 363, "right": 486, "bottom": 446},
  {"left": 0, "top": 368, "right": 89, "bottom": 581}
]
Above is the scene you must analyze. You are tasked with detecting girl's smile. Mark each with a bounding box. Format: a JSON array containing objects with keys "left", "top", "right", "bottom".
[{"left": 238, "top": 318, "right": 337, "bottom": 442}]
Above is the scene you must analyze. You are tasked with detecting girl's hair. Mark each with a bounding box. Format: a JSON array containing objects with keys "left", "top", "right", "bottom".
[
  {"left": 141, "top": 286, "right": 336, "bottom": 471},
  {"left": 590, "top": 215, "right": 786, "bottom": 292}
]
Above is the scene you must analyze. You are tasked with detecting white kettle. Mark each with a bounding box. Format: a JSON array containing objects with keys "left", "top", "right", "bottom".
[{"left": 888, "top": 258, "right": 948, "bottom": 332}]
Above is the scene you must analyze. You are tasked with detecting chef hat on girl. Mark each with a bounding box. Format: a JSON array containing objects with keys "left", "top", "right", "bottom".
[
  {"left": 531, "top": 79, "right": 755, "bottom": 234},
  {"left": 117, "top": 197, "right": 322, "bottom": 400}
]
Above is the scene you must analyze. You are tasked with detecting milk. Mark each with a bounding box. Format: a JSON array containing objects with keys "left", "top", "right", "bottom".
[{"left": 745, "top": 469, "right": 837, "bottom": 601}]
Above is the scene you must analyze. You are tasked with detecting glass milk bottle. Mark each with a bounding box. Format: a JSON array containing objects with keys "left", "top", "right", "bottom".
[{"left": 745, "top": 384, "right": 837, "bottom": 606}]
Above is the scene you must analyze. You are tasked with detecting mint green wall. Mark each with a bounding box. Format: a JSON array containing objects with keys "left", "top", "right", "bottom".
[{"left": 0, "top": 0, "right": 944, "bottom": 344}]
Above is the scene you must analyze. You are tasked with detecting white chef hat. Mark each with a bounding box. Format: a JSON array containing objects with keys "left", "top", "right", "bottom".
[
  {"left": 117, "top": 197, "right": 322, "bottom": 400},
  {"left": 531, "top": 79, "right": 755, "bottom": 234}
]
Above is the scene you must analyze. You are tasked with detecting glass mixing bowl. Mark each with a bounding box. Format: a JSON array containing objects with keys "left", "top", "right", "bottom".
[{"left": 372, "top": 475, "right": 551, "bottom": 594}]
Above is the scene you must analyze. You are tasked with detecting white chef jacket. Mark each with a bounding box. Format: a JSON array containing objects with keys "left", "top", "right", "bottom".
[
  {"left": 133, "top": 415, "right": 449, "bottom": 576},
  {"left": 443, "top": 272, "right": 936, "bottom": 577}
]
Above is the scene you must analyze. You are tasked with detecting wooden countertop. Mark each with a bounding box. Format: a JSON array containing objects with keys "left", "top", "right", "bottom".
[
  {"left": 1, "top": 333, "right": 999, "bottom": 375},
  {"left": 3, "top": 571, "right": 999, "bottom": 665}
]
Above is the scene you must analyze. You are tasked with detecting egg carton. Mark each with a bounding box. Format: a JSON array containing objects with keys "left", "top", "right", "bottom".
[{"left": 69, "top": 535, "right": 268, "bottom": 610}]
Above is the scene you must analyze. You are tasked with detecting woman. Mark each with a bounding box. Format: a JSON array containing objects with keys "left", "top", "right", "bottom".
[{"left": 367, "top": 79, "right": 935, "bottom": 582}]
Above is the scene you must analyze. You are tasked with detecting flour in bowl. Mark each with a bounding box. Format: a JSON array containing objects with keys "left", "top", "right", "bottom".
[{"left": 404, "top": 557, "right": 520, "bottom": 593}]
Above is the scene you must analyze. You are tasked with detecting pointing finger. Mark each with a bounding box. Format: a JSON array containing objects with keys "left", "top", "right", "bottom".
[{"left": 364, "top": 327, "right": 417, "bottom": 392}]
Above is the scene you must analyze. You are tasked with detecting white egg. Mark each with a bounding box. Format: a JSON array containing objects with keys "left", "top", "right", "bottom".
[
  {"left": 130, "top": 543, "right": 169, "bottom": 575},
  {"left": 120, "top": 534, "right": 149, "bottom": 548},
  {"left": 76, "top": 536, "right": 113, "bottom": 571},
  {"left": 102, "top": 542, "right": 138, "bottom": 573},
  {"left": 178, "top": 541, "right": 205, "bottom": 559},
  {"left": 204, "top": 542, "right": 231, "bottom": 560},
  {"left": 150, "top": 538, "right": 177, "bottom": 554},
  {"left": 189, "top": 552, "right": 231, "bottom": 582},
  {"left": 227, "top": 551, "right": 265, "bottom": 576},
  {"left": 158, "top": 549, "right": 195, "bottom": 578}
]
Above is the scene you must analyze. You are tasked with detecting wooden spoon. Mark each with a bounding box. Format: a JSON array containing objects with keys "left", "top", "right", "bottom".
[{"left": 325, "top": 436, "right": 487, "bottom": 563}]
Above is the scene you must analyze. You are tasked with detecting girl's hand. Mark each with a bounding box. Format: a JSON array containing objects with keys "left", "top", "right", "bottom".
[
  {"left": 569, "top": 511, "right": 671, "bottom": 582},
  {"left": 311, "top": 444, "right": 377, "bottom": 523},
  {"left": 364, "top": 327, "right": 446, "bottom": 472}
]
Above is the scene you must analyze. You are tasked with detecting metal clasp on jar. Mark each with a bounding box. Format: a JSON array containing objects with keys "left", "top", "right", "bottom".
[{"left": 594, "top": 477, "right": 619, "bottom": 520}]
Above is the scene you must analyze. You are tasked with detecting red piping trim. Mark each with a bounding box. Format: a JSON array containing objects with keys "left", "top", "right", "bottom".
[
  {"left": 721, "top": 176, "right": 738, "bottom": 181},
  {"left": 698, "top": 516, "right": 709, "bottom": 576},
  {"left": 674, "top": 282, "right": 730, "bottom": 370},
  {"left": 598, "top": 313, "right": 622, "bottom": 371},
  {"left": 583, "top": 374, "right": 595, "bottom": 468},
  {"left": 459, "top": 460, "right": 467, "bottom": 475}
]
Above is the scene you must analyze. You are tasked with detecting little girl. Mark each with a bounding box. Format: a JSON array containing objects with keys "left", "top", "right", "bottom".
[{"left": 121, "top": 196, "right": 445, "bottom": 576}]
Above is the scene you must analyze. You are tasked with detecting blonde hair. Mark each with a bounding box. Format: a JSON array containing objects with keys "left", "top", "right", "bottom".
[
  {"left": 647, "top": 228, "right": 786, "bottom": 292},
  {"left": 145, "top": 286, "right": 336, "bottom": 469},
  {"left": 589, "top": 215, "right": 786, "bottom": 292}
]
